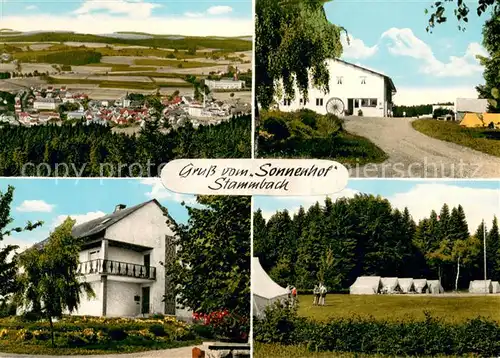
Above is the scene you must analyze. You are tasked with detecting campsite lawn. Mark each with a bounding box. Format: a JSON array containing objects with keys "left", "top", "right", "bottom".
[
  {"left": 297, "top": 294, "right": 500, "bottom": 323},
  {"left": 412, "top": 119, "right": 500, "bottom": 157}
]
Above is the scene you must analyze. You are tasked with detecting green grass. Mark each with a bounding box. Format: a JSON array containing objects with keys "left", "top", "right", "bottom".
[
  {"left": 253, "top": 343, "right": 474, "bottom": 358},
  {"left": 44, "top": 77, "right": 193, "bottom": 90},
  {"left": 0, "top": 32, "right": 252, "bottom": 51},
  {"left": 134, "top": 58, "right": 219, "bottom": 68},
  {"left": 297, "top": 294, "right": 500, "bottom": 323},
  {"left": 412, "top": 119, "right": 500, "bottom": 157},
  {"left": 84, "top": 63, "right": 154, "bottom": 72},
  {"left": 259, "top": 110, "right": 388, "bottom": 166}
]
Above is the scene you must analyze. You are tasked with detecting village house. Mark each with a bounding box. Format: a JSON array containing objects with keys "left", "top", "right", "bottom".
[
  {"left": 277, "top": 59, "right": 397, "bottom": 117},
  {"left": 33, "top": 97, "right": 60, "bottom": 111},
  {"left": 205, "top": 76, "right": 245, "bottom": 91},
  {"left": 29, "top": 199, "right": 182, "bottom": 318}
]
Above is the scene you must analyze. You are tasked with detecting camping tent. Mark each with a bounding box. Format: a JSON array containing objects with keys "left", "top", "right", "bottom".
[
  {"left": 398, "top": 278, "right": 415, "bottom": 293},
  {"left": 469, "top": 280, "right": 493, "bottom": 294},
  {"left": 427, "top": 280, "right": 444, "bottom": 294},
  {"left": 492, "top": 281, "right": 500, "bottom": 294},
  {"left": 460, "top": 113, "right": 485, "bottom": 128},
  {"left": 483, "top": 113, "right": 500, "bottom": 128},
  {"left": 252, "top": 257, "right": 289, "bottom": 317},
  {"left": 413, "top": 279, "right": 428, "bottom": 293},
  {"left": 381, "top": 277, "right": 401, "bottom": 294},
  {"left": 349, "top": 276, "right": 382, "bottom": 295}
]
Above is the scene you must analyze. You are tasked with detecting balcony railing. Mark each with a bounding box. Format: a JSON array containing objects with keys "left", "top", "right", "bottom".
[{"left": 77, "top": 259, "right": 156, "bottom": 280}]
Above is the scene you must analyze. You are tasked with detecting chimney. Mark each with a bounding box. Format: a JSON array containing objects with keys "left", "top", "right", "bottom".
[{"left": 114, "top": 204, "right": 126, "bottom": 213}]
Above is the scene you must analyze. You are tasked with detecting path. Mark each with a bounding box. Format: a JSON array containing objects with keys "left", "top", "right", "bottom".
[
  {"left": 344, "top": 116, "right": 500, "bottom": 178},
  {"left": 0, "top": 346, "right": 197, "bottom": 358}
]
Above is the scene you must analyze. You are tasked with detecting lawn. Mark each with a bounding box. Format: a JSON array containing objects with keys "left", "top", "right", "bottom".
[
  {"left": 412, "top": 119, "right": 500, "bottom": 157},
  {"left": 14, "top": 49, "right": 102, "bottom": 66},
  {"left": 259, "top": 110, "right": 388, "bottom": 166},
  {"left": 253, "top": 343, "right": 477, "bottom": 358},
  {"left": 297, "top": 294, "right": 500, "bottom": 323},
  {"left": 0, "top": 315, "right": 202, "bottom": 355},
  {"left": 134, "top": 58, "right": 219, "bottom": 68}
]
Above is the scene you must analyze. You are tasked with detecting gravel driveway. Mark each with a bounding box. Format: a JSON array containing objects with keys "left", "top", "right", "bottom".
[
  {"left": 344, "top": 116, "right": 500, "bottom": 178},
  {"left": 0, "top": 346, "right": 197, "bottom": 358}
]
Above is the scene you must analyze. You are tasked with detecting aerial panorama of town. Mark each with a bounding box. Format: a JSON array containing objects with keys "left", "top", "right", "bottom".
[{"left": 0, "top": 30, "right": 252, "bottom": 130}]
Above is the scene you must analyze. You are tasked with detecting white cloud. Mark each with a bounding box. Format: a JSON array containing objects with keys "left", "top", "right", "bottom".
[
  {"left": 25, "top": 5, "right": 37, "bottom": 10},
  {"left": 0, "top": 14, "right": 252, "bottom": 37},
  {"left": 341, "top": 33, "right": 378, "bottom": 60},
  {"left": 388, "top": 183, "right": 499, "bottom": 233},
  {"left": 16, "top": 200, "right": 54, "bottom": 213},
  {"left": 74, "top": 0, "right": 161, "bottom": 18},
  {"left": 393, "top": 85, "right": 479, "bottom": 106},
  {"left": 184, "top": 12, "right": 204, "bottom": 18},
  {"left": 51, "top": 211, "right": 106, "bottom": 229},
  {"left": 207, "top": 6, "right": 233, "bottom": 15},
  {"left": 381, "top": 27, "right": 486, "bottom": 77},
  {"left": 140, "top": 178, "right": 197, "bottom": 205},
  {"left": 259, "top": 188, "right": 360, "bottom": 221},
  {"left": 185, "top": 5, "right": 233, "bottom": 18}
]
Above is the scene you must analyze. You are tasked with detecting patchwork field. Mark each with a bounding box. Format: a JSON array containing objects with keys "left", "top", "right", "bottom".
[
  {"left": 0, "top": 32, "right": 252, "bottom": 94},
  {"left": 297, "top": 294, "right": 500, "bottom": 323}
]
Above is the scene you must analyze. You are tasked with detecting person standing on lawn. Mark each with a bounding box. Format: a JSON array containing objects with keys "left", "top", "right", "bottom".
[
  {"left": 319, "top": 283, "right": 327, "bottom": 306},
  {"left": 313, "top": 284, "right": 320, "bottom": 305},
  {"left": 291, "top": 286, "right": 298, "bottom": 306}
]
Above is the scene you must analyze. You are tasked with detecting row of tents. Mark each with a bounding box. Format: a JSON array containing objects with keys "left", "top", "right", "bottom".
[
  {"left": 469, "top": 280, "right": 500, "bottom": 294},
  {"left": 349, "top": 276, "right": 444, "bottom": 294}
]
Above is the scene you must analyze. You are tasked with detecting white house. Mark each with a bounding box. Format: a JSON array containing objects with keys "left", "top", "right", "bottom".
[
  {"left": 205, "top": 78, "right": 245, "bottom": 91},
  {"left": 33, "top": 199, "right": 180, "bottom": 318},
  {"left": 33, "top": 98, "right": 59, "bottom": 111},
  {"left": 277, "top": 59, "right": 397, "bottom": 117}
]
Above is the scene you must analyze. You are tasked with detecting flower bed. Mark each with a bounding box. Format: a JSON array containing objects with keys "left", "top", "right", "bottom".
[{"left": 0, "top": 315, "right": 203, "bottom": 355}]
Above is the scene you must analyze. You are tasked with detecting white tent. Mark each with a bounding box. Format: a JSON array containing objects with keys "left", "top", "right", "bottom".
[
  {"left": 413, "top": 279, "right": 428, "bottom": 293},
  {"left": 398, "top": 278, "right": 415, "bottom": 293},
  {"left": 469, "top": 280, "right": 493, "bottom": 294},
  {"left": 427, "top": 280, "right": 444, "bottom": 294},
  {"left": 349, "top": 276, "right": 382, "bottom": 295},
  {"left": 492, "top": 281, "right": 500, "bottom": 294},
  {"left": 381, "top": 277, "right": 401, "bottom": 294},
  {"left": 252, "top": 257, "right": 289, "bottom": 317}
]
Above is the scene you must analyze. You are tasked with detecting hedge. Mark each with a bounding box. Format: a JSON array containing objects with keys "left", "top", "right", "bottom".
[{"left": 254, "top": 303, "right": 500, "bottom": 357}]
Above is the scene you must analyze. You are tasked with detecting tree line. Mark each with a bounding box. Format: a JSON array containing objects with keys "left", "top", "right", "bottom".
[
  {"left": 0, "top": 115, "right": 250, "bottom": 177},
  {"left": 254, "top": 194, "right": 500, "bottom": 292}
]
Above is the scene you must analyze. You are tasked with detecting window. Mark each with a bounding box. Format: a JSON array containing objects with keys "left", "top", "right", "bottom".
[
  {"left": 360, "top": 76, "right": 367, "bottom": 84},
  {"left": 360, "top": 98, "right": 378, "bottom": 108},
  {"left": 88, "top": 250, "right": 100, "bottom": 261},
  {"left": 299, "top": 98, "right": 307, "bottom": 105},
  {"left": 354, "top": 99, "right": 360, "bottom": 108},
  {"left": 283, "top": 99, "right": 291, "bottom": 106},
  {"left": 337, "top": 76, "right": 343, "bottom": 85},
  {"left": 316, "top": 98, "right": 324, "bottom": 106}
]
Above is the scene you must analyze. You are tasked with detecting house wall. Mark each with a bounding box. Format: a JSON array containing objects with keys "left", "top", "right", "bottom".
[
  {"left": 71, "top": 281, "right": 102, "bottom": 316},
  {"left": 105, "top": 202, "right": 174, "bottom": 315},
  {"left": 106, "top": 281, "right": 141, "bottom": 317},
  {"left": 107, "top": 246, "right": 144, "bottom": 265},
  {"left": 278, "top": 59, "right": 388, "bottom": 117}
]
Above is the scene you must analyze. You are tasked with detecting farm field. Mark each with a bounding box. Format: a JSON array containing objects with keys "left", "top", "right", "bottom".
[{"left": 412, "top": 119, "right": 500, "bottom": 157}]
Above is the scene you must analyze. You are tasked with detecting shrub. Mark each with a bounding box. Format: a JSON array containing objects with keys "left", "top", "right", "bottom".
[
  {"left": 358, "top": 109, "right": 363, "bottom": 116},
  {"left": 148, "top": 324, "right": 167, "bottom": 337},
  {"left": 254, "top": 305, "right": 500, "bottom": 356},
  {"left": 107, "top": 326, "right": 128, "bottom": 341},
  {"left": 191, "top": 323, "right": 215, "bottom": 339}
]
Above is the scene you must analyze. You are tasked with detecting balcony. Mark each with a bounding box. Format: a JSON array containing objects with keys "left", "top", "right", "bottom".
[{"left": 77, "top": 259, "right": 156, "bottom": 280}]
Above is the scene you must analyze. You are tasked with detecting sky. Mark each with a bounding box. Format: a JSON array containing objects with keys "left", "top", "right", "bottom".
[
  {"left": 254, "top": 179, "right": 500, "bottom": 234},
  {"left": 0, "top": 0, "right": 252, "bottom": 36},
  {"left": 325, "top": 1, "right": 491, "bottom": 105},
  {"left": 0, "top": 178, "right": 197, "bottom": 252}
]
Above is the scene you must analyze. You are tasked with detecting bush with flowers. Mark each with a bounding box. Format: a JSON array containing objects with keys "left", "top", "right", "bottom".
[{"left": 192, "top": 309, "right": 249, "bottom": 342}]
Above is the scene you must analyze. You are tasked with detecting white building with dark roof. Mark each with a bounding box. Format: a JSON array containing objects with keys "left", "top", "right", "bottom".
[
  {"left": 32, "top": 199, "right": 184, "bottom": 318},
  {"left": 277, "top": 59, "right": 397, "bottom": 117}
]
